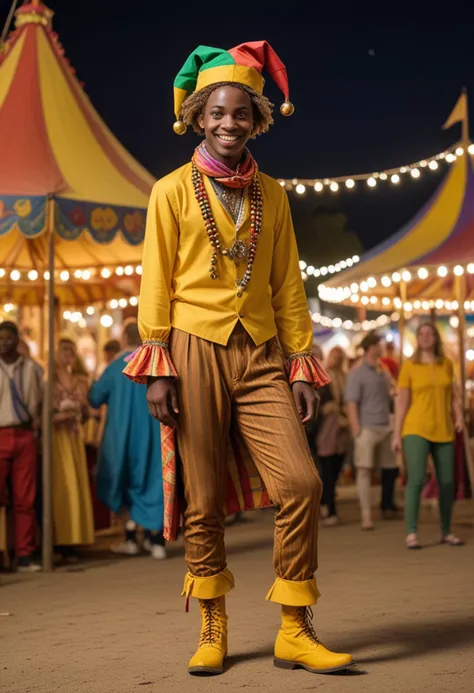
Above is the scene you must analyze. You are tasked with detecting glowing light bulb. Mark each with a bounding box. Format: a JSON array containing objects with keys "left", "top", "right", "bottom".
[
  {"left": 450, "top": 316, "right": 459, "bottom": 329},
  {"left": 367, "top": 177, "right": 377, "bottom": 188},
  {"left": 136, "top": 265, "right": 143, "bottom": 275},
  {"left": 467, "top": 349, "right": 474, "bottom": 361},
  {"left": 394, "top": 297, "right": 402, "bottom": 309},
  {"left": 63, "top": 311, "right": 71, "bottom": 320},
  {"left": 367, "top": 277, "right": 377, "bottom": 288},
  {"left": 100, "top": 314, "right": 113, "bottom": 328},
  {"left": 10, "top": 270, "right": 20, "bottom": 281},
  {"left": 410, "top": 168, "right": 420, "bottom": 178},
  {"left": 86, "top": 306, "right": 95, "bottom": 316},
  {"left": 350, "top": 283, "right": 359, "bottom": 293},
  {"left": 370, "top": 296, "right": 378, "bottom": 304},
  {"left": 345, "top": 179, "right": 355, "bottom": 189},
  {"left": 60, "top": 271, "right": 69, "bottom": 281},
  {"left": 101, "top": 268, "right": 112, "bottom": 279},
  {"left": 435, "top": 299, "right": 444, "bottom": 310},
  {"left": 295, "top": 184, "right": 306, "bottom": 195},
  {"left": 446, "top": 153, "right": 456, "bottom": 163},
  {"left": 468, "top": 263, "right": 474, "bottom": 274},
  {"left": 401, "top": 270, "right": 412, "bottom": 282},
  {"left": 429, "top": 160, "right": 439, "bottom": 170},
  {"left": 314, "top": 182, "right": 324, "bottom": 192},
  {"left": 28, "top": 270, "right": 38, "bottom": 281},
  {"left": 413, "top": 300, "right": 421, "bottom": 310},
  {"left": 421, "top": 301, "right": 430, "bottom": 311},
  {"left": 330, "top": 182, "right": 339, "bottom": 192},
  {"left": 456, "top": 147, "right": 464, "bottom": 156},
  {"left": 116, "top": 266, "right": 124, "bottom": 276},
  {"left": 82, "top": 270, "right": 91, "bottom": 280},
  {"left": 361, "top": 295, "right": 369, "bottom": 305},
  {"left": 129, "top": 296, "right": 138, "bottom": 307},
  {"left": 417, "top": 267, "right": 429, "bottom": 279},
  {"left": 392, "top": 272, "right": 401, "bottom": 283},
  {"left": 404, "top": 302, "right": 413, "bottom": 312},
  {"left": 391, "top": 174, "right": 400, "bottom": 184},
  {"left": 381, "top": 276, "right": 392, "bottom": 288},
  {"left": 400, "top": 167, "right": 407, "bottom": 174},
  {"left": 118, "top": 298, "right": 128, "bottom": 308},
  {"left": 379, "top": 173, "right": 388, "bottom": 181},
  {"left": 299, "top": 260, "right": 307, "bottom": 270},
  {"left": 420, "top": 160, "right": 428, "bottom": 168},
  {"left": 359, "top": 281, "right": 369, "bottom": 293},
  {"left": 454, "top": 265, "right": 464, "bottom": 276},
  {"left": 74, "top": 270, "right": 83, "bottom": 279},
  {"left": 0, "top": 269, "right": 4, "bottom": 278},
  {"left": 44, "top": 271, "right": 50, "bottom": 280},
  {"left": 382, "top": 297, "right": 391, "bottom": 306},
  {"left": 124, "top": 265, "right": 134, "bottom": 276},
  {"left": 437, "top": 266, "right": 448, "bottom": 277},
  {"left": 332, "top": 318, "right": 342, "bottom": 328}
]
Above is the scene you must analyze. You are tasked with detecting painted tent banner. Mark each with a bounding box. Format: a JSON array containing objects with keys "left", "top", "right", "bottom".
[
  {"left": 0, "top": 195, "right": 46, "bottom": 237},
  {"left": 0, "top": 195, "right": 146, "bottom": 244},
  {"left": 56, "top": 199, "right": 145, "bottom": 245}
]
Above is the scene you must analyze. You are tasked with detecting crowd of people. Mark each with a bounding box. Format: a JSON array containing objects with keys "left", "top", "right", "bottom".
[
  {"left": 0, "top": 318, "right": 166, "bottom": 572},
  {"left": 1, "top": 315, "right": 466, "bottom": 575},
  {"left": 306, "top": 324, "right": 466, "bottom": 548}
]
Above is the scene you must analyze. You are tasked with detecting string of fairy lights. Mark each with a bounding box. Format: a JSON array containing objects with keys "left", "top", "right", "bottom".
[
  {"left": 0, "top": 264, "right": 143, "bottom": 283},
  {"left": 280, "top": 143, "right": 473, "bottom": 195},
  {"left": 318, "top": 262, "right": 474, "bottom": 314},
  {"left": 299, "top": 255, "right": 360, "bottom": 280}
]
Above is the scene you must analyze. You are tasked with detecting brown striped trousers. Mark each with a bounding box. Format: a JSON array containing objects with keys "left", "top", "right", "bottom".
[{"left": 170, "top": 325, "right": 322, "bottom": 597}]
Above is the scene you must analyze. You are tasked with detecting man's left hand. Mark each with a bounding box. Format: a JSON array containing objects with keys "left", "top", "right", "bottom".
[{"left": 292, "top": 382, "right": 319, "bottom": 424}]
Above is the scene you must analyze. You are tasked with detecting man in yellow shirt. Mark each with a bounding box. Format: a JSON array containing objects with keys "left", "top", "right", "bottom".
[{"left": 124, "top": 41, "right": 353, "bottom": 676}]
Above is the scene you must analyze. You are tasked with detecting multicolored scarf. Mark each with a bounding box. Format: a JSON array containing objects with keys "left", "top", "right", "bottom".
[{"left": 192, "top": 141, "right": 257, "bottom": 189}]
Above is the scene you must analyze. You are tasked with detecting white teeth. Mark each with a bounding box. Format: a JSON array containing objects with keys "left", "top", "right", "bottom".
[{"left": 217, "top": 135, "right": 239, "bottom": 141}]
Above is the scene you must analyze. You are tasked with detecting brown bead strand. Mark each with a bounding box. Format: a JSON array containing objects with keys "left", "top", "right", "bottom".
[{"left": 192, "top": 163, "right": 263, "bottom": 291}]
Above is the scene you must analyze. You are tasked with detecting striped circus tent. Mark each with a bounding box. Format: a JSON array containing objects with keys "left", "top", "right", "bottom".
[
  {"left": 0, "top": 0, "right": 154, "bottom": 272},
  {"left": 321, "top": 145, "right": 474, "bottom": 311}
]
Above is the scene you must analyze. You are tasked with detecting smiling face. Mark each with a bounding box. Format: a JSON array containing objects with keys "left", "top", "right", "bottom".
[
  {"left": 417, "top": 324, "right": 437, "bottom": 352},
  {"left": 198, "top": 85, "right": 254, "bottom": 168}
]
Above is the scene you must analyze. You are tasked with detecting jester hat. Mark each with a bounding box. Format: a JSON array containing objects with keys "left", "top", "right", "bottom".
[{"left": 173, "top": 41, "right": 294, "bottom": 134}]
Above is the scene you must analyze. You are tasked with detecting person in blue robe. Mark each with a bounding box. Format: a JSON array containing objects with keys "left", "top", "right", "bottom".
[{"left": 89, "top": 319, "right": 166, "bottom": 559}]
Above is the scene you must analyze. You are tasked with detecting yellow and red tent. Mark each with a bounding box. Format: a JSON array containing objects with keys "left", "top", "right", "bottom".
[{"left": 0, "top": 0, "right": 154, "bottom": 271}]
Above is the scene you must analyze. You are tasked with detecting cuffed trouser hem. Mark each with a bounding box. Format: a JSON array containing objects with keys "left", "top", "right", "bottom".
[
  {"left": 181, "top": 567, "right": 235, "bottom": 601},
  {"left": 265, "top": 576, "right": 320, "bottom": 606}
]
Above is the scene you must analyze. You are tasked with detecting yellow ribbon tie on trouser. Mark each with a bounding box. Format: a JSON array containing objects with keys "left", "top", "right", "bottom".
[
  {"left": 181, "top": 567, "right": 235, "bottom": 611},
  {"left": 265, "top": 577, "right": 321, "bottom": 607}
]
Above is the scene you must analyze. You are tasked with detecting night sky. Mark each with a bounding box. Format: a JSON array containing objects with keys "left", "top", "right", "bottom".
[{"left": 4, "top": 1, "right": 474, "bottom": 260}]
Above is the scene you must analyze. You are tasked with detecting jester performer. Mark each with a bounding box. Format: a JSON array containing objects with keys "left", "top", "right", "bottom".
[{"left": 124, "top": 41, "right": 354, "bottom": 676}]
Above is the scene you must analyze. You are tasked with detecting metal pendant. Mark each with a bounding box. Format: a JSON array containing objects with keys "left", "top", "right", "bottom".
[{"left": 228, "top": 240, "right": 248, "bottom": 261}]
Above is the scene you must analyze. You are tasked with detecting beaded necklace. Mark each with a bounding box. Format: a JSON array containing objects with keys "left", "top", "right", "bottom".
[{"left": 192, "top": 163, "right": 263, "bottom": 296}]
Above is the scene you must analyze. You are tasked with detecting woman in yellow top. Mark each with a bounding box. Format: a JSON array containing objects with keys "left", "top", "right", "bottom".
[
  {"left": 393, "top": 323, "right": 464, "bottom": 549},
  {"left": 52, "top": 337, "right": 95, "bottom": 563}
]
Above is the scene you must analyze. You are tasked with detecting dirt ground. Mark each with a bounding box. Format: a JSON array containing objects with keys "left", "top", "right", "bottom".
[{"left": 1, "top": 489, "right": 474, "bottom": 693}]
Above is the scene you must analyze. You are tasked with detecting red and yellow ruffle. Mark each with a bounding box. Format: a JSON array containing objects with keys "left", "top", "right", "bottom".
[
  {"left": 286, "top": 353, "right": 331, "bottom": 388},
  {"left": 123, "top": 340, "right": 178, "bottom": 384}
]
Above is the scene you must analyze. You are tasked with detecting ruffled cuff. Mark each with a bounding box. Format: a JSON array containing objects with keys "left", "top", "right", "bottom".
[
  {"left": 123, "top": 340, "right": 178, "bottom": 384},
  {"left": 286, "top": 352, "right": 331, "bottom": 388}
]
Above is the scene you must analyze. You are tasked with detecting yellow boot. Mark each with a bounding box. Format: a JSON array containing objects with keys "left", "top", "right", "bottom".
[
  {"left": 274, "top": 606, "right": 354, "bottom": 674},
  {"left": 188, "top": 596, "right": 227, "bottom": 675}
]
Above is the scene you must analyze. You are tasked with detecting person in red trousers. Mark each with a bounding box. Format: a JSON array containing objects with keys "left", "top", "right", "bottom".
[{"left": 0, "top": 321, "right": 43, "bottom": 571}]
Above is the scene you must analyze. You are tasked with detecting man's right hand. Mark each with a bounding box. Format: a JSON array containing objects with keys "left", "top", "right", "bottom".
[{"left": 146, "top": 377, "right": 179, "bottom": 427}]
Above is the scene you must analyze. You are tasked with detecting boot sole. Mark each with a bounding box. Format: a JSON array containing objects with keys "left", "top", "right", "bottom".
[
  {"left": 188, "top": 666, "right": 224, "bottom": 676},
  {"left": 274, "top": 657, "right": 356, "bottom": 674}
]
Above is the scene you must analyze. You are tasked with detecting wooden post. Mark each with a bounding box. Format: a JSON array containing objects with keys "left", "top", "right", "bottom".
[
  {"left": 42, "top": 197, "right": 55, "bottom": 573},
  {"left": 455, "top": 275, "right": 467, "bottom": 410}
]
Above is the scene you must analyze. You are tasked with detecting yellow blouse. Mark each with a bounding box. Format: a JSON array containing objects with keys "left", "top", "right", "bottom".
[
  {"left": 137, "top": 163, "right": 312, "bottom": 355},
  {"left": 398, "top": 358, "right": 455, "bottom": 442}
]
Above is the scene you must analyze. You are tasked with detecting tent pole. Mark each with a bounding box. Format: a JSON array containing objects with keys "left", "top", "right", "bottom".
[
  {"left": 398, "top": 280, "right": 407, "bottom": 364},
  {"left": 455, "top": 274, "right": 474, "bottom": 492},
  {"left": 42, "top": 197, "right": 55, "bottom": 572}
]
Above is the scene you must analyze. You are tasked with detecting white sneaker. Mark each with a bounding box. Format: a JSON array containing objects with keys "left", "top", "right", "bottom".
[
  {"left": 111, "top": 540, "right": 139, "bottom": 556},
  {"left": 150, "top": 544, "right": 167, "bottom": 560},
  {"left": 17, "top": 561, "right": 42, "bottom": 573},
  {"left": 142, "top": 538, "right": 152, "bottom": 553},
  {"left": 322, "top": 515, "right": 339, "bottom": 527}
]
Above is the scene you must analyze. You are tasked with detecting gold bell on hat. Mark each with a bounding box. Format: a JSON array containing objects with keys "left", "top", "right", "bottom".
[
  {"left": 173, "top": 120, "right": 187, "bottom": 135},
  {"left": 280, "top": 101, "right": 295, "bottom": 116}
]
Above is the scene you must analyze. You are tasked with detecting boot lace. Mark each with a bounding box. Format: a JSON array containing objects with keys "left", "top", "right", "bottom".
[
  {"left": 297, "top": 607, "right": 324, "bottom": 646},
  {"left": 200, "top": 599, "right": 221, "bottom": 645}
]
